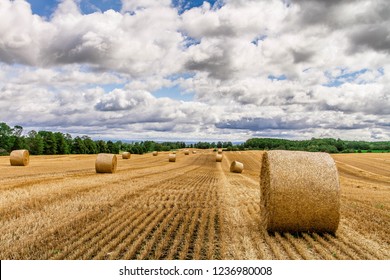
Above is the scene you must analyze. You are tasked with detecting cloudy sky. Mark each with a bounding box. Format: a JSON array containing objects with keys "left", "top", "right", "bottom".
[{"left": 0, "top": 0, "right": 389, "bottom": 142}]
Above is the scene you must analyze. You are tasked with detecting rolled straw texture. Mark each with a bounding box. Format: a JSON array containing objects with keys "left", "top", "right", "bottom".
[
  {"left": 184, "top": 150, "right": 190, "bottom": 155},
  {"left": 217, "top": 149, "right": 223, "bottom": 154},
  {"left": 216, "top": 154, "right": 223, "bottom": 162},
  {"left": 230, "top": 161, "right": 243, "bottom": 173},
  {"left": 192, "top": 151, "right": 197, "bottom": 154},
  {"left": 95, "top": 153, "right": 117, "bottom": 173},
  {"left": 153, "top": 151, "right": 158, "bottom": 156},
  {"left": 260, "top": 150, "right": 340, "bottom": 233},
  {"left": 122, "top": 152, "right": 131, "bottom": 159},
  {"left": 169, "top": 154, "right": 176, "bottom": 162},
  {"left": 10, "top": 149, "right": 30, "bottom": 166}
]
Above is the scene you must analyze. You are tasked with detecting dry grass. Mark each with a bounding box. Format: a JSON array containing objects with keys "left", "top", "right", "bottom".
[{"left": 0, "top": 151, "right": 388, "bottom": 260}]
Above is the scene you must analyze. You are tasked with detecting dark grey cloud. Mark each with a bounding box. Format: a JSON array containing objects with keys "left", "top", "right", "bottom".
[
  {"left": 291, "top": 49, "right": 314, "bottom": 63},
  {"left": 295, "top": 1, "right": 331, "bottom": 25},
  {"left": 215, "top": 117, "right": 310, "bottom": 131},
  {"left": 46, "top": 36, "right": 110, "bottom": 66},
  {"left": 291, "top": 0, "right": 346, "bottom": 4},
  {"left": 184, "top": 49, "right": 233, "bottom": 80},
  {"left": 216, "top": 114, "right": 375, "bottom": 132},
  {"left": 349, "top": 25, "right": 390, "bottom": 54},
  {"left": 289, "top": 0, "right": 371, "bottom": 29},
  {"left": 143, "top": 123, "right": 176, "bottom": 132},
  {"left": 318, "top": 93, "right": 390, "bottom": 115}
]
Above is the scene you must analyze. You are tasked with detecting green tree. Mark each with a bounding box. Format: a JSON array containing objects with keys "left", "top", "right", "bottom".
[
  {"left": 72, "top": 136, "right": 87, "bottom": 154},
  {"left": 82, "top": 136, "right": 98, "bottom": 154},
  {"left": 96, "top": 140, "right": 108, "bottom": 153},
  {"left": 38, "top": 131, "right": 57, "bottom": 155},
  {"left": 26, "top": 130, "right": 44, "bottom": 155},
  {"left": 54, "top": 132, "right": 70, "bottom": 154},
  {"left": 11, "top": 136, "right": 27, "bottom": 150},
  {"left": 107, "top": 140, "right": 119, "bottom": 154},
  {"left": 0, "top": 122, "right": 14, "bottom": 152}
]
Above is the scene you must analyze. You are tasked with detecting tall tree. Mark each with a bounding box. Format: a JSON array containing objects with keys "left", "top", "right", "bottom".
[
  {"left": 38, "top": 131, "right": 57, "bottom": 155},
  {"left": 26, "top": 130, "right": 44, "bottom": 155},
  {"left": 0, "top": 122, "right": 14, "bottom": 152},
  {"left": 72, "top": 137, "right": 87, "bottom": 154},
  {"left": 82, "top": 136, "right": 98, "bottom": 154},
  {"left": 107, "top": 140, "right": 119, "bottom": 154},
  {"left": 54, "top": 132, "right": 70, "bottom": 154},
  {"left": 96, "top": 140, "right": 108, "bottom": 153}
]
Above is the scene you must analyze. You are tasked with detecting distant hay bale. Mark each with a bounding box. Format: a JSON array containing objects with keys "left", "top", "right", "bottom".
[
  {"left": 230, "top": 161, "right": 243, "bottom": 173},
  {"left": 216, "top": 154, "right": 223, "bottom": 162},
  {"left": 10, "top": 149, "right": 29, "bottom": 166},
  {"left": 122, "top": 152, "right": 131, "bottom": 159},
  {"left": 260, "top": 150, "right": 340, "bottom": 233},
  {"left": 153, "top": 151, "right": 158, "bottom": 156},
  {"left": 192, "top": 150, "right": 197, "bottom": 154},
  {"left": 95, "top": 153, "right": 117, "bottom": 173},
  {"left": 172, "top": 151, "right": 177, "bottom": 154},
  {"left": 217, "top": 149, "right": 223, "bottom": 154},
  {"left": 184, "top": 150, "right": 190, "bottom": 155},
  {"left": 169, "top": 154, "right": 176, "bottom": 162}
]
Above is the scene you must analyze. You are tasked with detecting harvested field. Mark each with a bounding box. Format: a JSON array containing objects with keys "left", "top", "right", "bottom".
[{"left": 0, "top": 151, "right": 389, "bottom": 260}]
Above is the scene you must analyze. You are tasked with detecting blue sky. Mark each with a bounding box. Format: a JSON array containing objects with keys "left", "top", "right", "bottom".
[{"left": 0, "top": 0, "right": 389, "bottom": 141}]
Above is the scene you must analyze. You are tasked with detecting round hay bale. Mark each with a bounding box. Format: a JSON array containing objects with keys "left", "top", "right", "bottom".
[
  {"left": 169, "top": 154, "right": 176, "bottom": 162},
  {"left": 216, "top": 154, "right": 223, "bottom": 162},
  {"left": 192, "top": 150, "right": 197, "bottom": 154},
  {"left": 260, "top": 150, "right": 340, "bottom": 233},
  {"left": 95, "top": 153, "right": 117, "bottom": 173},
  {"left": 217, "top": 148, "right": 223, "bottom": 154},
  {"left": 172, "top": 151, "right": 177, "bottom": 154},
  {"left": 230, "top": 161, "right": 243, "bottom": 173},
  {"left": 153, "top": 151, "right": 158, "bottom": 156},
  {"left": 184, "top": 150, "right": 190, "bottom": 155},
  {"left": 122, "top": 152, "right": 131, "bottom": 159},
  {"left": 10, "top": 149, "right": 29, "bottom": 166}
]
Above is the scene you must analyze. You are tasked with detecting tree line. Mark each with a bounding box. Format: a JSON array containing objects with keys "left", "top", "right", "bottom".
[
  {"left": 0, "top": 122, "right": 185, "bottom": 155},
  {"left": 1, "top": 122, "right": 389, "bottom": 155},
  {"left": 243, "top": 137, "right": 390, "bottom": 153}
]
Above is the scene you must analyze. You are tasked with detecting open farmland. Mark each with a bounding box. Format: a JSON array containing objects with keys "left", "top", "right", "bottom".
[{"left": 0, "top": 151, "right": 389, "bottom": 260}]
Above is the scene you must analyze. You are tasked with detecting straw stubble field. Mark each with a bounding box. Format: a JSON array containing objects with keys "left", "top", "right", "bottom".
[{"left": 0, "top": 151, "right": 389, "bottom": 259}]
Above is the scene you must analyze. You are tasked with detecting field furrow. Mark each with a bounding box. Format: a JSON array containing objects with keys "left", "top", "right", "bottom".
[{"left": 0, "top": 151, "right": 388, "bottom": 260}]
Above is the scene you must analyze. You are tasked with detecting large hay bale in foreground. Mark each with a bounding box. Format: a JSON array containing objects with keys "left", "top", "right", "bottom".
[
  {"left": 10, "top": 149, "right": 29, "bottom": 166},
  {"left": 184, "top": 150, "right": 190, "bottom": 155},
  {"left": 122, "top": 152, "right": 131, "bottom": 159},
  {"left": 168, "top": 154, "right": 176, "bottom": 162},
  {"left": 230, "top": 161, "right": 243, "bottom": 173},
  {"left": 260, "top": 150, "right": 340, "bottom": 233},
  {"left": 95, "top": 153, "right": 117, "bottom": 173},
  {"left": 153, "top": 151, "right": 158, "bottom": 156},
  {"left": 216, "top": 154, "right": 223, "bottom": 162}
]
